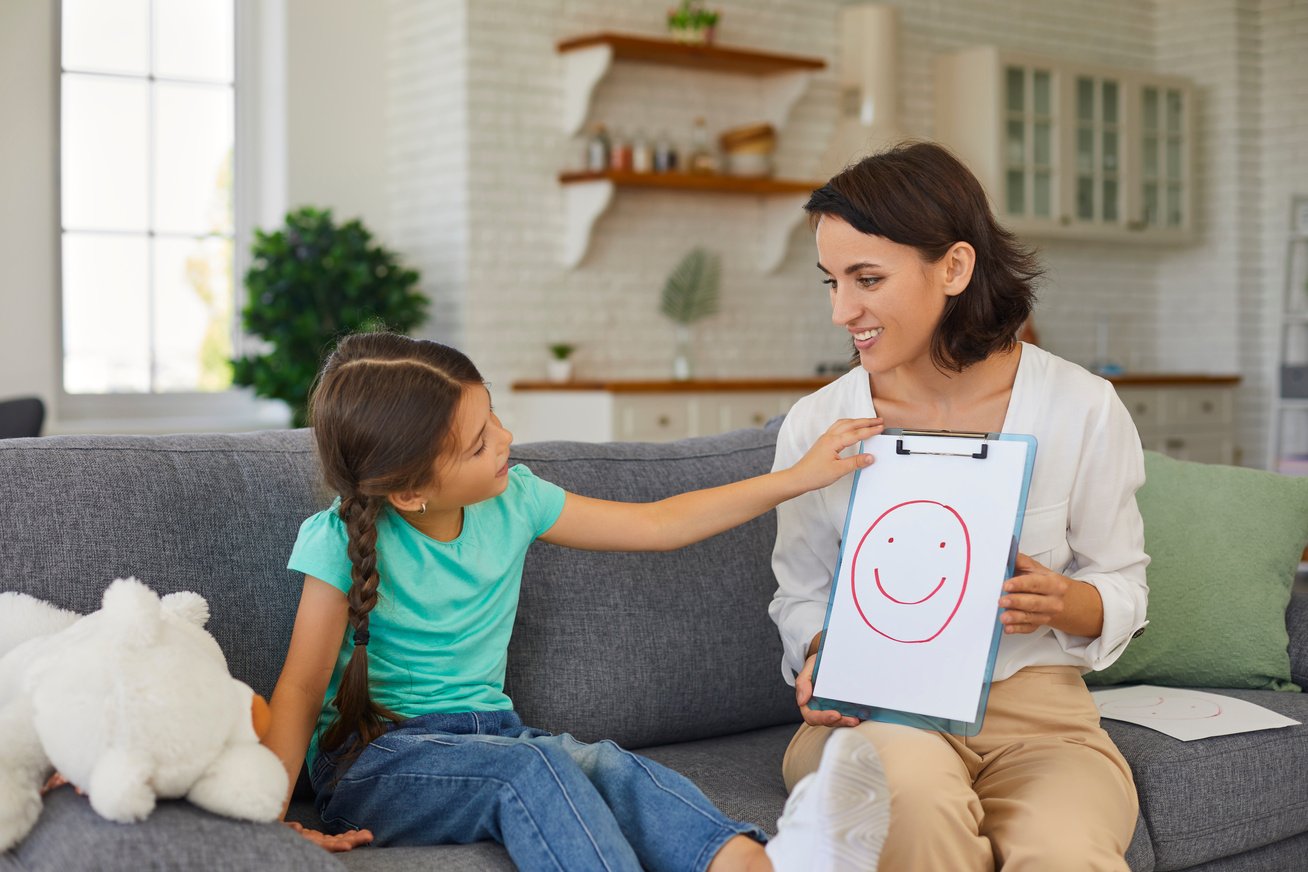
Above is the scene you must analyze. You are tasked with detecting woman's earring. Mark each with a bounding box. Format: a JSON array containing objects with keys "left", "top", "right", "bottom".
[{"left": 417, "top": 502, "right": 427, "bottom": 516}]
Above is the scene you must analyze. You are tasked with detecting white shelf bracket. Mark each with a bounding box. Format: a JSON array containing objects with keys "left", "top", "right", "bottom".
[
  {"left": 759, "top": 71, "right": 814, "bottom": 130},
  {"left": 562, "top": 45, "right": 613, "bottom": 136},
  {"left": 562, "top": 179, "right": 615, "bottom": 268},
  {"left": 759, "top": 194, "right": 809, "bottom": 274}
]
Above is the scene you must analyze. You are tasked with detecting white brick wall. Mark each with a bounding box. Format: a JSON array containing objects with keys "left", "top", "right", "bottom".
[
  {"left": 386, "top": 0, "right": 1303, "bottom": 462},
  {"left": 387, "top": 0, "right": 471, "bottom": 347},
  {"left": 1260, "top": 0, "right": 1308, "bottom": 469}
]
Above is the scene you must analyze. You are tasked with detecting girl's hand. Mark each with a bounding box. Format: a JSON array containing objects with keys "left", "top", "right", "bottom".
[
  {"left": 786, "top": 418, "right": 884, "bottom": 494},
  {"left": 795, "top": 651, "right": 861, "bottom": 728},
  {"left": 999, "top": 552, "right": 1072, "bottom": 634},
  {"left": 283, "top": 820, "right": 373, "bottom": 853}
]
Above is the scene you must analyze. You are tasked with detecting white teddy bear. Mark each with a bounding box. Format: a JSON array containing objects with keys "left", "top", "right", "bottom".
[{"left": 0, "top": 578, "right": 288, "bottom": 852}]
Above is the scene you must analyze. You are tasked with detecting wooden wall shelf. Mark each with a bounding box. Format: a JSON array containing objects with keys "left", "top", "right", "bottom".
[
  {"left": 557, "top": 31, "right": 823, "bottom": 136},
  {"left": 559, "top": 172, "right": 816, "bottom": 273},
  {"left": 556, "top": 32, "right": 826, "bottom": 76},
  {"left": 556, "top": 31, "right": 826, "bottom": 272},
  {"left": 558, "top": 171, "right": 821, "bottom": 195}
]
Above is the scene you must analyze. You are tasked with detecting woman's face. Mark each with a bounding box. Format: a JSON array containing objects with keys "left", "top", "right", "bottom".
[{"left": 815, "top": 215, "right": 966, "bottom": 376}]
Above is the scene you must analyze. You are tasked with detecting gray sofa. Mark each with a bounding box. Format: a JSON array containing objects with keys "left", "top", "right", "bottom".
[{"left": 2, "top": 425, "right": 1306, "bottom": 872}]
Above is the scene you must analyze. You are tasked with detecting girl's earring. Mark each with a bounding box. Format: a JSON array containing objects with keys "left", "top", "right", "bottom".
[{"left": 417, "top": 502, "right": 427, "bottom": 516}]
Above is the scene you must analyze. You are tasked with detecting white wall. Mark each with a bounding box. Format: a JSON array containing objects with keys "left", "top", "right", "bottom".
[
  {"left": 285, "top": 0, "right": 391, "bottom": 238},
  {"left": 0, "top": 0, "right": 60, "bottom": 413},
  {"left": 1261, "top": 0, "right": 1308, "bottom": 467},
  {"left": 389, "top": 0, "right": 1168, "bottom": 430},
  {"left": 384, "top": 0, "right": 1296, "bottom": 464}
]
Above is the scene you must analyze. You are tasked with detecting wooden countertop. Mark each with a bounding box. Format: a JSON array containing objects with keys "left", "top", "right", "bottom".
[{"left": 512, "top": 374, "right": 1242, "bottom": 393}]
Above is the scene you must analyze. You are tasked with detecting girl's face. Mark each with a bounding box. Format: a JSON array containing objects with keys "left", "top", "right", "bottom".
[
  {"left": 430, "top": 384, "right": 514, "bottom": 510},
  {"left": 815, "top": 215, "right": 969, "bottom": 376}
]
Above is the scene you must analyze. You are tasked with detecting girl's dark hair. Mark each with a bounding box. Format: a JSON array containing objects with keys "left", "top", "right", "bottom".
[
  {"left": 309, "top": 332, "right": 483, "bottom": 763},
  {"left": 805, "top": 141, "right": 1041, "bottom": 372}
]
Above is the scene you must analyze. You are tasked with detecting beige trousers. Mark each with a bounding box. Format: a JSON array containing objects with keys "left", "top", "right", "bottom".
[{"left": 782, "top": 666, "right": 1137, "bottom": 872}]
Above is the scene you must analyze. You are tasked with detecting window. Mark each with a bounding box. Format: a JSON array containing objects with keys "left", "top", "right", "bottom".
[{"left": 60, "top": 0, "right": 236, "bottom": 395}]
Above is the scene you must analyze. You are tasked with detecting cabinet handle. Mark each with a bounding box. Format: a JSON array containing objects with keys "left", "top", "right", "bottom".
[
  {"left": 751, "top": 413, "right": 765, "bottom": 425},
  {"left": 1201, "top": 400, "right": 1214, "bottom": 414},
  {"left": 1134, "top": 403, "right": 1148, "bottom": 415},
  {"left": 1165, "top": 438, "right": 1185, "bottom": 452},
  {"left": 657, "top": 414, "right": 671, "bottom": 427}
]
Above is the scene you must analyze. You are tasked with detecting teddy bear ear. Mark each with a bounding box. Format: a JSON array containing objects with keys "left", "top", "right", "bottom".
[
  {"left": 101, "top": 577, "right": 162, "bottom": 645},
  {"left": 161, "top": 591, "right": 210, "bottom": 628}
]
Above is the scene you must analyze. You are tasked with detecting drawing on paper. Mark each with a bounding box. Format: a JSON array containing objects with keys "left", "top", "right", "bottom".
[
  {"left": 1099, "top": 693, "right": 1223, "bottom": 720},
  {"left": 849, "top": 500, "right": 972, "bottom": 644}
]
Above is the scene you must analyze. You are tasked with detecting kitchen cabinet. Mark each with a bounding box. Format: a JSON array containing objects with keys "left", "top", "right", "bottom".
[
  {"left": 936, "top": 47, "right": 1194, "bottom": 243},
  {"left": 556, "top": 33, "right": 826, "bottom": 272},
  {"left": 1113, "top": 378, "right": 1240, "bottom": 465},
  {"left": 511, "top": 379, "right": 827, "bottom": 443}
]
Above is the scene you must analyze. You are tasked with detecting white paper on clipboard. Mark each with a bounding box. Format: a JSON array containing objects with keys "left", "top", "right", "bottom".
[{"left": 811, "top": 430, "right": 1036, "bottom": 725}]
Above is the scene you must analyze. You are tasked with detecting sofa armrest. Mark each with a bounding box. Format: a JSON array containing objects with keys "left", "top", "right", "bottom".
[{"left": 1288, "top": 591, "right": 1308, "bottom": 689}]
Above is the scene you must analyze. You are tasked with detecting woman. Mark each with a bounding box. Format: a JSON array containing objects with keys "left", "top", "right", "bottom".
[{"left": 769, "top": 142, "right": 1148, "bottom": 871}]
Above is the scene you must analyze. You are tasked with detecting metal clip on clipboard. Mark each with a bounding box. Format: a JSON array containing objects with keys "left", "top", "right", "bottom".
[{"left": 894, "top": 429, "right": 998, "bottom": 460}]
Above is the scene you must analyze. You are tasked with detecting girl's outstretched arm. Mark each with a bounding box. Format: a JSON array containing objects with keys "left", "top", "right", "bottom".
[
  {"left": 539, "top": 417, "right": 882, "bottom": 552},
  {"left": 264, "top": 576, "right": 373, "bottom": 851}
]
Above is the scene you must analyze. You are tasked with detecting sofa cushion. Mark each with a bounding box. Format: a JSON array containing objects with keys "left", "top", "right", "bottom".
[
  {"left": 1103, "top": 689, "right": 1308, "bottom": 870},
  {"left": 1088, "top": 451, "right": 1308, "bottom": 691},
  {"left": 12, "top": 789, "right": 342, "bottom": 872},
  {"left": 506, "top": 425, "right": 800, "bottom": 749}
]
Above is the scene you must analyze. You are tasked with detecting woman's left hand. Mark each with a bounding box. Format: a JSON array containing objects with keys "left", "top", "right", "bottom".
[{"left": 998, "top": 552, "right": 1072, "bottom": 634}]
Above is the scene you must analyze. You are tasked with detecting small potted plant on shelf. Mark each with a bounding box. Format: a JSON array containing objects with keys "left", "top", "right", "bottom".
[
  {"left": 547, "top": 342, "right": 577, "bottom": 383},
  {"left": 660, "top": 247, "right": 720, "bottom": 380},
  {"left": 666, "top": 0, "right": 720, "bottom": 45}
]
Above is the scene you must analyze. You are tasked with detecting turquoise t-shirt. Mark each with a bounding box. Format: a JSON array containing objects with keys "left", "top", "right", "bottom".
[{"left": 287, "top": 463, "right": 566, "bottom": 765}]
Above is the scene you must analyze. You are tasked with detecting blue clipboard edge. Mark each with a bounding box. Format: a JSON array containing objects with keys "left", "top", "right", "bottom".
[{"left": 808, "top": 429, "right": 1039, "bottom": 736}]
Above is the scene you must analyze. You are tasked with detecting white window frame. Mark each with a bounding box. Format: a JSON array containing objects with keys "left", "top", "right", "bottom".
[{"left": 55, "top": 0, "right": 290, "bottom": 433}]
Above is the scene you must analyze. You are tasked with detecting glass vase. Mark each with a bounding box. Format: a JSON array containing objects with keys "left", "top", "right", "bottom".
[{"left": 672, "top": 324, "right": 693, "bottom": 381}]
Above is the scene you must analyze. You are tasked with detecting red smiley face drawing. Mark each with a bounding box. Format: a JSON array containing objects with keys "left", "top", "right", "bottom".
[
  {"left": 850, "top": 500, "right": 972, "bottom": 643},
  {"left": 1100, "top": 695, "right": 1222, "bottom": 720}
]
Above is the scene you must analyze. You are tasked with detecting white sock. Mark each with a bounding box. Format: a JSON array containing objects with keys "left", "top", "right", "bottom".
[{"left": 765, "top": 728, "right": 889, "bottom": 872}]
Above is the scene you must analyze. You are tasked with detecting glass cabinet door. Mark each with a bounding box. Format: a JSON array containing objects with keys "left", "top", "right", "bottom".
[
  {"left": 1002, "top": 64, "right": 1056, "bottom": 222},
  {"left": 1139, "top": 83, "right": 1188, "bottom": 231},
  {"left": 1072, "top": 74, "right": 1123, "bottom": 228}
]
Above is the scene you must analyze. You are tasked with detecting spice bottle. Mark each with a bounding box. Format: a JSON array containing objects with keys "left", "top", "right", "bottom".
[
  {"left": 609, "top": 128, "right": 633, "bottom": 172},
  {"left": 632, "top": 129, "right": 653, "bottom": 174},
  {"left": 586, "top": 124, "right": 611, "bottom": 173},
  {"left": 653, "top": 131, "right": 678, "bottom": 173}
]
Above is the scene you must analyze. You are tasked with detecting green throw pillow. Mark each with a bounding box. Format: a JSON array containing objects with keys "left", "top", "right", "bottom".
[{"left": 1086, "top": 450, "right": 1308, "bottom": 691}]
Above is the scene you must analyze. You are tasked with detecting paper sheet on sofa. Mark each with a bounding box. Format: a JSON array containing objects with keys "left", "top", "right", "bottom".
[
  {"left": 811, "top": 432, "right": 1034, "bottom": 725},
  {"left": 1091, "top": 686, "right": 1300, "bottom": 741}
]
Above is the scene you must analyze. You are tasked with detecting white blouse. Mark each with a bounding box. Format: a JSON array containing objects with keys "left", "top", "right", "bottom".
[{"left": 769, "top": 343, "right": 1150, "bottom": 684}]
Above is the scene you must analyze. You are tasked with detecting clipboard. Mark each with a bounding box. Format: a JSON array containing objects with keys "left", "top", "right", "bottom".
[{"left": 809, "top": 428, "right": 1038, "bottom": 736}]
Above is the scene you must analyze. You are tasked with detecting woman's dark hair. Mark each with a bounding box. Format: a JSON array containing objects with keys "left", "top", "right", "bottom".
[
  {"left": 805, "top": 141, "right": 1041, "bottom": 372},
  {"left": 309, "top": 332, "right": 483, "bottom": 764}
]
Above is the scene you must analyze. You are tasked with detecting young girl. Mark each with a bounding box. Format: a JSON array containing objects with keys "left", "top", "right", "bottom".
[
  {"left": 264, "top": 331, "right": 890, "bottom": 872},
  {"left": 771, "top": 142, "right": 1148, "bottom": 870}
]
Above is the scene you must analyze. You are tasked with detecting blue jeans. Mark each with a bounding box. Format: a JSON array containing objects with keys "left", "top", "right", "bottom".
[{"left": 310, "top": 710, "right": 767, "bottom": 871}]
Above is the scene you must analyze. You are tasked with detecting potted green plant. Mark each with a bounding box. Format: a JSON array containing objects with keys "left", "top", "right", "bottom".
[
  {"left": 659, "top": 247, "right": 720, "bottom": 380},
  {"left": 666, "top": 0, "right": 720, "bottom": 44},
  {"left": 232, "top": 207, "right": 428, "bottom": 427},
  {"left": 547, "top": 342, "right": 577, "bottom": 383}
]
